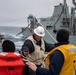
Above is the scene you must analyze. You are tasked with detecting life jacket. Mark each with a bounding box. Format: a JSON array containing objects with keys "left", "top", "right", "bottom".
[
  {"left": 26, "top": 36, "right": 45, "bottom": 65},
  {"left": 73, "top": 49, "right": 76, "bottom": 72},
  {"left": 0, "top": 52, "right": 25, "bottom": 75},
  {"left": 45, "top": 44, "right": 76, "bottom": 75}
]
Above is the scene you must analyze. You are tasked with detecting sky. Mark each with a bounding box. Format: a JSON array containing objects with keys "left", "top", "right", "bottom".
[{"left": 0, "top": 0, "right": 75, "bottom": 27}]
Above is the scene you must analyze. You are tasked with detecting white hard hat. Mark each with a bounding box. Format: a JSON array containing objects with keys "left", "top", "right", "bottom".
[{"left": 34, "top": 26, "right": 45, "bottom": 37}]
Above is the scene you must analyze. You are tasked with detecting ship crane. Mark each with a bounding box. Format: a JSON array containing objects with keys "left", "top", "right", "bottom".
[{"left": 16, "top": 14, "right": 40, "bottom": 36}]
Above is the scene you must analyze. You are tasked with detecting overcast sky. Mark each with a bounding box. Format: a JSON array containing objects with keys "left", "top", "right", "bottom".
[{"left": 0, "top": 0, "right": 74, "bottom": 27}]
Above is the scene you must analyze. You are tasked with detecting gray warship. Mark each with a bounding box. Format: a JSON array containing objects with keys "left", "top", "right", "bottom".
[{"left": 19, "top": 0, "right": 76, "bottom": 45}]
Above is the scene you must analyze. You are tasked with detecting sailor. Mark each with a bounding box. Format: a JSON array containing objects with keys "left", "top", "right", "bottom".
[
  {"left": 0, "top": 40, "right": 29, "bottom": 75},
  {"left": 21, "top": 26, "right": 54, "bottom": 75},
  {"left": 26, "top": 29, "right": 76, "bottom": 75}
]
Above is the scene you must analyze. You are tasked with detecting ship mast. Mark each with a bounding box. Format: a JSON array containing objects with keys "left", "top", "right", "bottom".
[
  {"left": 70, "top": 0, "right": 76, "bottom": 35},
  {"left": 64, "top": 0, "right": 67, "bottom": 14},
  {"left": 64, "top": 0, "right": 66, "bottom": 6},
  {"left": 63, "top": 0, "right": 68, "bottom": 27}
]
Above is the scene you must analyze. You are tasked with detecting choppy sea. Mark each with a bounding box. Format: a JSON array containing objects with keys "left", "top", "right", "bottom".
[{"left": 0, "top": 26, "right": 26, "bottom": 52}]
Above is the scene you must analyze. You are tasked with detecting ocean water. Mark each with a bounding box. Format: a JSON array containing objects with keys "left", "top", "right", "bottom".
[
  {"left": 0, "top": 26, "right": 25, "bottom": 52},
  {"left": 0, "top": 26, "right": 22, "bottom": 35}
]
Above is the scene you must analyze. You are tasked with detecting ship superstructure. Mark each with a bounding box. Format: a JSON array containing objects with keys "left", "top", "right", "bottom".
[
  {"left": 40, "top": 0, "right": 76, "bottom": 35},
  {"left": 21, "top": 0, "right": 76, "bottom": 45}
]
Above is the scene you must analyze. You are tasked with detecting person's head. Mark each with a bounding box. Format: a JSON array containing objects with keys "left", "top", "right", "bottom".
[
  {"left": 56, "top": 29, "right": 69, "bottom": 42},
  {"left": 2, "top": 40, "right": 15, "bottom": 52},
  {"left": 34, "top": 26, "right": 45, "bottom": 41}
]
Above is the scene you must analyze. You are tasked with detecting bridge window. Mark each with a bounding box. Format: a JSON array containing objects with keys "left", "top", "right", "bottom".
[
  {"left": 46, "top": 26, "right": 53, "bottom": 29},
  {"left": 61, "top": 18, "right": 70, "bottom": 27}
]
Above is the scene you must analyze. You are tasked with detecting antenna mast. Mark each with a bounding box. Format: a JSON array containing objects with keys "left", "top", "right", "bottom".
[{"left": 70, "top": 0, "right": 76, "bottom": 35}]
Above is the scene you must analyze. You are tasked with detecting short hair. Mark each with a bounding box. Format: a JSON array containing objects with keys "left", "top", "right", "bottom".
[
  {"left": 2, "top": 40, "right": 15, "bottom": 52},
  {"left": 56, "top": 29, "right": 69, "bottom": 42}
]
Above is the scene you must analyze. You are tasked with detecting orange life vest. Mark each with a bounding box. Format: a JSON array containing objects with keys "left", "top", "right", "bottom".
[{"left": 0, "top": 52, "right": 25, "bottom": 75}]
